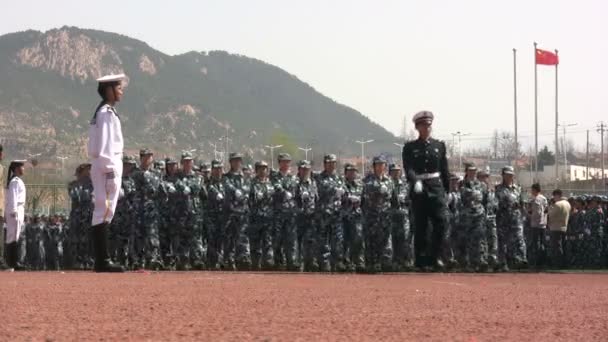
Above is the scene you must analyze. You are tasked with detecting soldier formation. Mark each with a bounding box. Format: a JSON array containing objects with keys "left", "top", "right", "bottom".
[{"left": 4, "top": 150, "right": 607, "bottom": 273}]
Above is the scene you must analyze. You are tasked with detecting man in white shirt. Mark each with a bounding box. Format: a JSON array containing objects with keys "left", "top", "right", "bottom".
[
  {"left": 87, "top": 73, "right": 127, "bottom": 272},
  {"left": 528, "top": 183, "right": 548, "bottom": 268}
]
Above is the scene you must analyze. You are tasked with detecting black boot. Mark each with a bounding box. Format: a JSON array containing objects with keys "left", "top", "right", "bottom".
[{"left": 92, "top": 223, "right": 125, "bottom": 273}]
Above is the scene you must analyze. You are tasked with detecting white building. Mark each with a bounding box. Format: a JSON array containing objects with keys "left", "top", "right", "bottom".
[{"left": 518, "top": 164, "right": 608, "bottom": 186}]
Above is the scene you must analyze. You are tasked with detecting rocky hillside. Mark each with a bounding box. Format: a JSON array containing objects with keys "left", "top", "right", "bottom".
[{"left": 0, "top": 27, "right": 395, "bottom": 164}]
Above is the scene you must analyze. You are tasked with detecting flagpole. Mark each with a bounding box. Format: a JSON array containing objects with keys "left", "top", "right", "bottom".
[
  {"left": 513, "top": 48, "right": 518, "bottom": 175},
  {"left": 554, "top": 49, "right": 559, "bottom": 184},
  {"left": 534, "top": 42, "right": 538, "bottom": 181}
]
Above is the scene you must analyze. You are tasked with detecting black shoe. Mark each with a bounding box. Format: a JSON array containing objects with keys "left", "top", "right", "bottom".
[
  {"left": 433, "top": 258, "right": 446, "bottom": 272},
  {"left": 92, "top": 223, "right": 125, "bottom": 273}
]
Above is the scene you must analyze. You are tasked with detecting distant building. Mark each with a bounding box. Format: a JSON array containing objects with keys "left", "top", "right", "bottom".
[{"left": 518, "top": 164, "right": 608, "bottom": 186}]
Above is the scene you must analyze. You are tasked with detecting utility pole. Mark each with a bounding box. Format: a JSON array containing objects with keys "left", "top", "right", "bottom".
[
  {"left": 451, "top": 131, "right": 471, "bottom": 173},
  {"left": 219, "top": 125, "right": 232, "bottom": 168},
  {"left": 598, "top": 122, "right": 606, "bottom": 186},
  {"left": 558, "top": 122, "right": 577, "bottom": 182},
  {"left": 586, "top": 130, "right": 590, "bottom": 180},
  {"left": 264, "top": 144, "right": 283, "bottom": 169},
  {"left": 298, "top": 146, "right": 312, "bottom": 160},
  {"left": 355, "top": 139, "right": 374, "bottom": 173},
  {"left": 393, "top": 142, "right": 403, "bottom": 165}
]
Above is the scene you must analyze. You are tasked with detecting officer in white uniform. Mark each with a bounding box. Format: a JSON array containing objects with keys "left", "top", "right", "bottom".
[
  {"left": 87, "top": 73, "right": 127, "bottom": 272},
  {"left": 4, "top": 159, "right": 26, "bottom": 270}
]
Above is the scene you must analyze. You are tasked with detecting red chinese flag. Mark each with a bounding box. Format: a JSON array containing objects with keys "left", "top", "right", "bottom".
[{"left": 536, "top": 49, "right": 559, "bottom": 65}]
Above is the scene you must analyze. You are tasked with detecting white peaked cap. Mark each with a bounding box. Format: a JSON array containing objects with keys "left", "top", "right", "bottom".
[{"left": 96, "top": 73, "right": 126, "bottom": 83}]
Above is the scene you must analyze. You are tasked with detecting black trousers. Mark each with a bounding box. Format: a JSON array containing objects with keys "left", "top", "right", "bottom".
[{"left": 411, "top": 190, "right": 448, "bottom": 267}]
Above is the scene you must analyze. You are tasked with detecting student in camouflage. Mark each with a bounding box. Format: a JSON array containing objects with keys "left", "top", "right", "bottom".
[
  {"left": 26, "top": 212, "right": 46, "bottom": 270},
  {"left": 205, "top": 160, "right": 226, "bottom": 270},
  {"left": 108, "top": 155, "right": 138, "bottom": 267},
  {"left": 44, "top": 213, "right": 63, "bottom": 270},
  {"left": 248, "top": 161, "right": 275, "bottom": 270},
  {"left": 582, "top": 196, "right": 604, "bottom": 268},
  {"left": 132, "top": 148, "right": 163, "bottom": 270},
  {"left": 362, "top": 156, "right": 394, "bottom": 273},
  {"left": 341, "top": 163, "right": 364, "bottom": 272},
  {"left": 477, "top": 169, "right": 498, "bottom": 268},
  {"left": 67, "top": 164, "right": 94, "bottom": 269},
  {"left": 176, "top": 151, "right": 206, "bottom": 270},
  {"left": 222, "top": 152, "right": 251, "bottom": 270},
  {"left": 459, "top": 162, "right": 488, "bottom": 272},
  {"left": 389, "top": 163, "right": 414, "bottom": 271},
  {"left": 315, "top": 154, "right": 346, "bottom": 272},
  {"left": 447, "top": 173, "right": 465, "bottom": 268},
  {"left": 495, "top": 166, "right": 527, "bottom": 271},
  {"left": 158, "top": 157, "right": 179, "bottom": 269},
  {"left": 295, "top": 160, "right": 318, "bottom": 271},
  {"left": 271, "top": 153, "right": 299, "bottom": 271}
]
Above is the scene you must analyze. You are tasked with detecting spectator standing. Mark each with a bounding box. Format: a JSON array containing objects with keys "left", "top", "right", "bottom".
[
  {"left": 548, "top": 189, "right": 571, "bottom": 268},
  {"left": 528, "top": 183, "right": 548, "bottom": 268}
]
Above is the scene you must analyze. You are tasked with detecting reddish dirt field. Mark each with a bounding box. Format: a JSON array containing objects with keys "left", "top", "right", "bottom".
[{"left": 1, "top": 272, "right": 607, "bottom": 341}]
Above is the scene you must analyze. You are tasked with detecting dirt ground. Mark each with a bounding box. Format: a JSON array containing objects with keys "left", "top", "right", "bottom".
[{"left": 1, "top": 272, "right": 607, "bottom": 341}]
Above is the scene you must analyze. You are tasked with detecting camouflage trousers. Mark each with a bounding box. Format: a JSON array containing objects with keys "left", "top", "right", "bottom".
[
  {"left": 68, "top": 221, "right": 92, "bottom": 269},
  {"left": 27, "top": 239, "right": 45, "bottom": 270},
  {"left": 249, "top": 214, "right": 274, "bottom": 270},
  {"left": 109, "top": 211, "right": 133, "bottom": 267},
  {"left": 297, "top": 213, "right": 317, "bottom": 271},
  {"left": 461, "top": 212, "right": 487, "bottom": 268},
  {"left": 363, "top": 211, "right": 393, "bottom": 271},
  {"left": 343, "top": 215, "right": 364, "bottom": 270},
  {"left": 485, "top": 214, "right": 498, "bottom": 266},
  {"left": 391, "top": 212, "right": 413, "bottom": 269},
  {"left": 133, "top": 205, "right": 162, "bottom": 269},
  {"left": 205, "top": 214, "right": 224, "bottom": 269},
  {"left": 171, "top": 211, "right": 205, "bottom": 270},
  {"left": 451, "top": 222, "right": 467, "bottom": 267},
  {"left": 273, "top": 212, "right": 298, "bottom": 270},
  {"left": 317, "top": 210, "right": 345, "bottom": 271},
  {"left": 497, "top": 217, "right": 527, "bottom": 267},
  {"left": 580, "top": 235, "right": 603, "bottom": 268},
  {"left": 44, "top": 237, "right": 62, "bottom": 270},
  {"left": 223, "top": 212, "right": 251, "bottom": 269}
]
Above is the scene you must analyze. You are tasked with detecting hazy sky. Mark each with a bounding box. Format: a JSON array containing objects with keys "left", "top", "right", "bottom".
[{"left": 2, "top": 0, "right": 607, "bottom": 151}]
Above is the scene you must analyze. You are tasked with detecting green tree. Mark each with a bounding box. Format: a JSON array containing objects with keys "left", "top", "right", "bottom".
[
  {"left": 269, "top": 130, "right": 298, "bottom": 161},
  {"left": 537, "top": 145, "right": 555, "bottom": 167}
]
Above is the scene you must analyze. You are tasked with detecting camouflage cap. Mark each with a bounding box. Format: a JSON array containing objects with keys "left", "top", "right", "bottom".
[
  {"left": 324, "top": 154, "right": 337, "bottom": 163},
  {"left": 254, "top": 161, "right": 269, "bottom": 169},
  {"left": 297, "top": 160, "right": 311, "bottom": 169},
  {"left": 154, "top": 160, "right": 165, "bottom": 169},
  {"left": 229, "top": 152, "right": 243, "bottom": 160},
  {"left": 389, "top": 163, "right": 401, "bottom": 171},
  {"left": 344, "top": 163, "right": 358, "bottom": 172},
  {"left": 477, "top": 169, "right": 489, "bottom": 177},
  {"left": 278, "top": 153, "right": 292, "bottom": 162},
  {"left": 590, "top": 195, "right": 602, "bottom": 202},
  {"left": 123, "top": 155, "right": 137, "bottom": 164},
  {"left": 372, "top": 156, "right": 387, "bottom": 165},
  {"left": 211, "top": 159, "right": 223, "bottom": 169},
  {"left": 501, "top": 166, "right": 515, "bottom": 175},
  {"left": 165, "top": 157, "right": 178, "bottom": 165},
  {"left": 464, "top": 162, "right": 477, "bottom": 171},
  {"left": 449, "top": 172, "right": 460, "bottom": 180},
  {"left": 199, "top": 162, "right": 211, "bottom": 171},
  {"left": 140, "top": 148, "right": 153, "bottom": 156},
  {"left": 181, "top": 151, "right": 194, "bottom": 160},
  {"left": 242, "top": 164, "right": 252, "bottom": 171}
]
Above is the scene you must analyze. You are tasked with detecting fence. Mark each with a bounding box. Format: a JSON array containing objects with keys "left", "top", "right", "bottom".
[{"left": 25, "top": 184, "right": 70, "bottom": 215}]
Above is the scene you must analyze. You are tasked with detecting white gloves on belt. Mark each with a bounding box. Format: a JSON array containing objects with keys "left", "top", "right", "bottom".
[{"left": 413, "top": 180, "right": 423, "bottom": 194}]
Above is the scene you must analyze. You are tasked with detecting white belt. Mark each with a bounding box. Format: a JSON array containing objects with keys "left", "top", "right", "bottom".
[{"left": 416, "top": 172, "right": 440, "bottom": 181}]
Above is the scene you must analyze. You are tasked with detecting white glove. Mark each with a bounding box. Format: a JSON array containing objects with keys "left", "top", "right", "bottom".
[
  {"left": 105, "top": 178, "right": 117, "bottom": 195},
  {"left": 414, "top": 180, "right": 423, "bottom": 194}
]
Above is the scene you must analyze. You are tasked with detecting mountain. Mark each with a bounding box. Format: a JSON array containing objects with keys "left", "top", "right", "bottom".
[{"left": 0, "top": 26, "right": 396, "bottom": 165}]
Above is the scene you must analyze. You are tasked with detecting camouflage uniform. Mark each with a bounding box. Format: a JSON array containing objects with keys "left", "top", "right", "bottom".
[
  {"left": 132, "top": 151, "right": 163, "bottom": 269},
  {"left": 295, "top": 160, "right": 319, "bottom": 271},
  {"left": 109, "top": 156, "right": 138, "bottom": 267},
  {"left": 26, "top": 215, "right": 46, "bottom": 270},
  {"left": 67, "top": 176, "right": 94, "bottom": 269},
  {"left": 362, "top": 158, "right": 394, "bottom": 273},
  {"left": 342, "top": 165, "right": 364, "bottom": 272},
  {"left": 223, "top": 153, "right": 252, "bottom": 270},
  {"left": 159, "top": 161, "right": 180, "bottom": 268},
  {"left": 459, "top": 176, "right": 488, "bottom": 270},
  {"left": 271, "top": 154, "right": 300, "bottom": 270},
  {"left": 205, "top": 161, "right": 226, "bottom": 270},
  {"left": 495, "top": 167, "right": 527, "bottom": 269},
  {"left": 44, "top": 217, "right": 63, "bottom": 270},
  {"left": 447, "top": 178, "right": 465, "bottom": 267},
  {"left": 249, "top": 162, "right": 275, "bottom": 270},
  {"left": 176, "top": 159, "right": 206, "bottom": 270},
  {"left": 582, "top": 200, "right": 604, "bottom": 268},
  {"left": 315, "top": 154, "right": 346, "bottom": 272},
  {"left": 389, "top": 166, "right": 413, "bottom": 271},
  {"left": 484, "top": 188, "right": 499, "bottom": 267}
]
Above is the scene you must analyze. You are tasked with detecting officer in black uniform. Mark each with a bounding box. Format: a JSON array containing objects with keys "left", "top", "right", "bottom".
[{"left": 402, "top": 110, "right": 450, "bottom": 270}]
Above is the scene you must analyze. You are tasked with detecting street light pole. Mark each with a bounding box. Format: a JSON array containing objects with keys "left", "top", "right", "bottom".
[
  {"left": 355, "top": 139, "right": 374, "bottom": 173},
  {"left": 264, "top": 144, "right": 283, "bottom": 169},
  {"left": 393, "top": 142, "right": 403, "bottom": 165},
  {"left": 56, "top": 156, "right": 68, "bottom": 176},
  {"left": 298, "top": 146, "right": 312, "bottom": 160},
  {"left": 558, "top": 122, "right": 577, "bottom": 182},
  {"left": 451, "top": 131, "right": 470, "bottom": 173}
]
